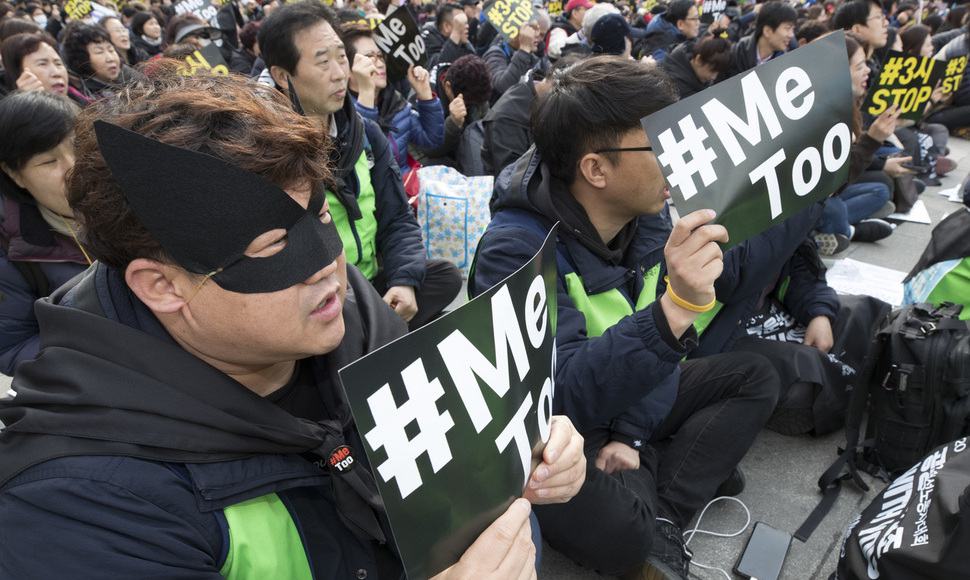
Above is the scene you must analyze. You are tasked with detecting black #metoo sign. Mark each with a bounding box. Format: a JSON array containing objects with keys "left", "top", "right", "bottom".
[{"left": 643, "top": 32, "right": 854, "bottom": 246}]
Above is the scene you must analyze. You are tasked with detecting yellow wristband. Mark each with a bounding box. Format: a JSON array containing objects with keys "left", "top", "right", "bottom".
[{"left": 663, "top": 276, "right": 716, "bottom": 313}]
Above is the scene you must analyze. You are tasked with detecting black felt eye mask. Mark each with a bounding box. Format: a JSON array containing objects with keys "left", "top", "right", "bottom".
[{"left": 94, "top": 121, "right": 343, "bottom": 294}]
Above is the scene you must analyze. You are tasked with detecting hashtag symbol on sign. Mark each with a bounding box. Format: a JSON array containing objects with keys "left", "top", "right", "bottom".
[
  {"left": 656, "top": 115, "right": 718, "bottom": 201},
  {"left": 364, "top": 362, "right": 455, "bottom": 499},
  {"left": 880, "top": 57, "right": 903, "bottom": 85},
  {"left": 946, "top": 58, "right": 963, "bottom": 77}
]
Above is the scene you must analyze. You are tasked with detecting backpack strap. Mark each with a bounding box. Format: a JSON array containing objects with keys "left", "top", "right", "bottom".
[{"left": 794, "top": 306, "right": 892, "bottom": 541}]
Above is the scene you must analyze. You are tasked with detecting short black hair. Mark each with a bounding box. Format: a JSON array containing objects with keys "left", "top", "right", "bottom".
[
  {"left": 663, "top": 0, "right": 693, "bottom": 24},
  {"left": 258, "top": 0, "right": 339, "bottom": 75},
  {"left": 694, "top": 36, "right": 731, "bottom": 73},
  {"left": 444, "top": 54, "right": 491, "bottom": 105},
  {"left": 833, "top": 0, "right": 879, "bottom": 31},
  {"left": 0, "top": 31, "right": 58, "bottom": 91},
  {"left": 61, "top": 22, "right": 113, "bottom": 77},
  {"left": 436, "top": 3, "right": 461, "bottom": 31},
  {"left": 339, "top": 23, "right": 371, "bottom": 65},
  {"left": 755, "top": 1, "right": 797, "bottom": 38},
  {"left": 130, "top": 11, "right": 155, "bottom": 36},
  {"left": 0, "top": 91, "right": 76, "bottom": 200},
  {"left": 796, "top": 20, "right": 829, "bottom": 44},
  {"left": 532, "top": 55, "right": 677, "bottom": 185}
]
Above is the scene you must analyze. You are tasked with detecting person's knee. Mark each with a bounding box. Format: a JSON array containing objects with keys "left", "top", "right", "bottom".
[
  {"left": 425, "top": 259, "right": 462, "bottom": 299},
  {"left": 533, "top": 475, "right": 655, "bottom": 574},
  {"left": 732, "top": 352, "right": 782, "bottom": 408}
]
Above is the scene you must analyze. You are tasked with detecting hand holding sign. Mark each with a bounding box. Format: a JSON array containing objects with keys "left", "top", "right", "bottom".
[
  {"left": 408, "top": 65, "right": 434, "bottom": 101},
  {"left": 430, "top": 499, "right": 536, "bottom": 580},
  {"left": 524, "top": 415, "right": 585, "bottom": 503},
  {"left": 515, "top": 23, "right": 538, "bottom": 53},
  {"left": 867, "top": 105, "right": 902, "bottom": 142},
  {"left": 662, "top": 209, "right": 727, "bottom": 336}
]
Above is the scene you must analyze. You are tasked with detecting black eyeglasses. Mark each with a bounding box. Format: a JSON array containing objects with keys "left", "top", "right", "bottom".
[{"left": 594, "top": 146, "right": 653, "bottom": 153}]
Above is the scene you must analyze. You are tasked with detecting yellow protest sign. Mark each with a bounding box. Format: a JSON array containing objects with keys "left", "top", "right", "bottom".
[
  {"left": 940, "top": 55, "right": 967, "bottom": 95},
  {"left": 484, "top": 0, "right": 534, "bottom": 41},
  {"left": 65, "top": 0, "right": 93, "bottom": 20},
  {"left": 864, "top": 51, "right": 943, "bottom": 121},
  {"left": 546, "top": 0, "right": 562, "bottom": 16},
  {"left": 177, "top": 46, "right": 230, "bottom": 78}
]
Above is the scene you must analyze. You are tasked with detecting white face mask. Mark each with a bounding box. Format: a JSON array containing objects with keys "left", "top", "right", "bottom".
[{"left": 33, "top": 14, "right": 48, "bottom": 28}]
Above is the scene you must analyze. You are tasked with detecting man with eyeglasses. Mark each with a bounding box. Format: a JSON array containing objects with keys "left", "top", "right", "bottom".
[
  {"left": 258, "top": 1, "right": 462, "bottom": 330},
  {"left": 833, "top": 0, "right": 889, "bottom": 55},
  {"left": 470, "top": 56, "right": 779, "bottom": 580},
  {"left": 635, "top": 0, "right": 700, "bottom": 63}
]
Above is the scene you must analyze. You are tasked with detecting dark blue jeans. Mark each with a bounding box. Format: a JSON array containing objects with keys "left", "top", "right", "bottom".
[{"left": 817, "top": 181, "right": 891, "bottom": 237}]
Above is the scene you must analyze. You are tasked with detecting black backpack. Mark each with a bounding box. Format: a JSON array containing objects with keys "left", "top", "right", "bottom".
[
  {"left": 862, "top": 303, "right": 970, "bottom": 477},
  {"left": 798, "top": 302, "right": 970, "bottom": 541}
]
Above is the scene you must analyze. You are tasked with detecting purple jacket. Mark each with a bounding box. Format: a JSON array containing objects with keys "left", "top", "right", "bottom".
[{"left": 0, "top": 195, "right": 88, "bottom": 375}]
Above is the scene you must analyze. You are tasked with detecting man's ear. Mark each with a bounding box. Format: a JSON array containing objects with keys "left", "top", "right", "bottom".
[
  {"left": 577, "top": 153, "right": 609, "bottom": 190},
  {"left": 269, "top": 64, "right": 291, "bottom": 91},
  {"left": 125, "top": 258, "right": 190, "bottom": 315}
]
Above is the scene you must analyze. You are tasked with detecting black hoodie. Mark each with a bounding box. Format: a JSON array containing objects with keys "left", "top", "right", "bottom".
[
  {"left": 662, "top": 42, "right": 708, "bottom": 99},
  {"left": 0, "top": 261, "right": 406, "bottom": 560}
]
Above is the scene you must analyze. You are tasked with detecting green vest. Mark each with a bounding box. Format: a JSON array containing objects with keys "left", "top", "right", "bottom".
[
  {"left": 220, "top": 493, "right": 314, "bottom": 580},
  {"left": 328, "top": 150, "right": 379, "bottom": 280},
  {"left": 564, "top": 264, "right": 722, "bottom": 337}
]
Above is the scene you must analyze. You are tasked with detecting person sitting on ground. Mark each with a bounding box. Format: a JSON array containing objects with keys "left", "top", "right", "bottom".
[
  {"left": 343, "top": 25, "right": 445, "bottom": 173},
  {"left": 0, "top": 91, "right": 89, "bottom": 377},
  {"left": 796, "top": 20, "right": 830, "bottom": 46},
  {"left": 427, "top": 4, "right": 475, "bottom": 69},
  {"left": 229, "top": 20, "right": 260, "bottom": 75},
  {"left": 1, "top": 32, "right": 71, "bottom": 100},
  {"left": 932, "top": 20, "right": 970, "bottom": 135},
  {"left": 634, "top": 0, "right": 699, "bottom": 63},
  {"left": 559, "top": 2, "right": 620, "bottom": 59},
  {"left": 421, "top": 2, "right": 460, "bottom": 65},
  {"left": 483, "top": 20, "right": 542, "bottom": 103},
  {"left": 130, "top": 11, "right": 163, "bottom": 57},
  {"left": 903, "top": 193, "right": 970, "bottom": 318},
  {"left": 61, "top": 22, "right": 140, "bottom": 104},
  {"left": 661, "top": 35, "right": 731, "bottom": 98},
  {"left": 814, "top": 34, "right": 900, "bottom": 256},
  {"left": 421, "top": 54, "right": 493, "bottom": 172},
  {"left": 100, "top": 15, "right": 148, "bottom": 66},
  {"left": 471, "top": 56, "right": 780, "bottom": 580},
  {"left": 0, "top": 68, "right": 587, "bottom": 578},
  {"left": 165, "top": 13, "right": 231, "bottom": 62},
  {"left": 832, "top": 0, "right": 888, "bottom": 75},
  {"left": 482, "top": 56, "right": 576, "bottom": 177},
  {"left": 588, "top": 12, "right": 633, "bottom": 57},
  {"left": 259, "top": 1, "right": 461, "bottom": 329},
  {"left": 725, "top": 1, "right": 797, "bottom": 78},
  {"left": 546, "top": 0, "right": 591, "bottom": 60}
]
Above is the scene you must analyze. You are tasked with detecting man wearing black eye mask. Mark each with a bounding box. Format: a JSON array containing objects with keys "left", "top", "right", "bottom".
[
  {"left": 259, "top": 1, "right": 462, "bottom": 330},
  {"left": 0, "top": 72, "right": 587, "bottom": 578}
]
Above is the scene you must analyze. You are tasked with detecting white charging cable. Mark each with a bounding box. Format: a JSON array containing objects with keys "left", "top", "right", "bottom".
[{"left": 682, "top": 496, "right": 753, "bottom": 580}]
